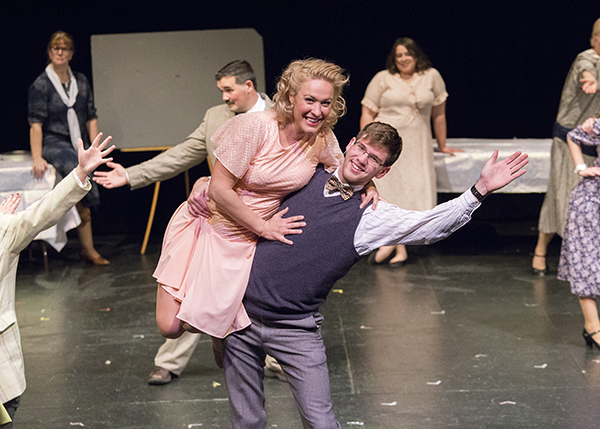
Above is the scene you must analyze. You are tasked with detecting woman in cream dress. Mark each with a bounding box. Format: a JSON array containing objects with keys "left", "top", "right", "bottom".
[{"left": 361, "top": 37, "right": 462, "bottom": 266}]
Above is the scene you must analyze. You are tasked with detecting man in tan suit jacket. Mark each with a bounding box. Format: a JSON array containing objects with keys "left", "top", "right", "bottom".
[
  {"left": 0, "top": 135, "right": 114, "bottom": 427},
  {"left": 93, "top": 60, "right": 279, "bottom": 386}
]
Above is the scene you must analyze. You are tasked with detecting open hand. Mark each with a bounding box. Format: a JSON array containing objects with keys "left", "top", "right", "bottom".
[
  {"left": 260, "top": 207, "right": 306, "bottom": 245},
  {"left": 475, "top": 150, "right": 529, "bottom": 196},
  {"left": 76, "top": 133, "right": 116, "bottom": 182},
  {"left": 0, "top": 194, "right": 21, "bottom": 214}
]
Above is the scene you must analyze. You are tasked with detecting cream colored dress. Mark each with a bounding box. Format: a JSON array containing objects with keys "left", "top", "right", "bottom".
[
  {"left": 362, "top": 68, "right": 448, "bottom": 210},
  {"left": 153, "top": 111, "right": 343, "bottom": 338}
]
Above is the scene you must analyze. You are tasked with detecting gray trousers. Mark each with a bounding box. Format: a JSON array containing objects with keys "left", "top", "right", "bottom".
[{"left": 222, "top": 314, "right": 341, "bottom": 429}]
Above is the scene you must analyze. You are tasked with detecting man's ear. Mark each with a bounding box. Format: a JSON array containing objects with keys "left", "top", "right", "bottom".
[
  {"left": 374, "top": 166, "right": 391, "bottom": 180},
  {"left": 244, "top": 80, "right": 255, "bottom": 92}
]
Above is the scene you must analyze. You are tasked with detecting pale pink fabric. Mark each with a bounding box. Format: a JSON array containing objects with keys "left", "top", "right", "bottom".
[{"left": 154, "top": 111, "right": 343, "bottom": 338}]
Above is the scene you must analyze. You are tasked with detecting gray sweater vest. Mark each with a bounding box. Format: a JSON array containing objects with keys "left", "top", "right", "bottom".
[{"left": 243, "top": 165, "right": 369, "bottom": 322}]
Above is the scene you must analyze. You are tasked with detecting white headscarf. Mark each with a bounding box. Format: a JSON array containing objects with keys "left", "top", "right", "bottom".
[{"left": 45, "top": 64, "right": 81, "bottom": 151}]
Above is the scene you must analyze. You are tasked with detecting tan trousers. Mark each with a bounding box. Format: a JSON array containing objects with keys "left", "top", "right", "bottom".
[{"left": 154, "top": 331, "right": 201, "bottom": 375}]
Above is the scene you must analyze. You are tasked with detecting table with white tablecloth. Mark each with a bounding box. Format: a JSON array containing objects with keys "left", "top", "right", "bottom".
[
  {"left": 434, "top": 138, "right": 552, "bottom": 193},
  {"left": 0, "top": 153, "right": 80, "bottom": 252}
]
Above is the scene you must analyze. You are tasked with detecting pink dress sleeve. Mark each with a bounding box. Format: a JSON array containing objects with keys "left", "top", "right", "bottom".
[
  {"left": 318, "top": 130, "right": 344, "bottom": 170},
  {"left": 212, "top": 112, "right": 269, "bottom": 178}
]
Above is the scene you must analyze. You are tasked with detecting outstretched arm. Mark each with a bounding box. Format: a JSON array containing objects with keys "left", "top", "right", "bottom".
[{"left": 472, "top": 150, "right": 529, "bottom": 198}]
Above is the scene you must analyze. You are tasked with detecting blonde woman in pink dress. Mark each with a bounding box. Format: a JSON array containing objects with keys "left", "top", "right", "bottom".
[{"left": 155, "top": 59, "right": 376, "bottom": 341}]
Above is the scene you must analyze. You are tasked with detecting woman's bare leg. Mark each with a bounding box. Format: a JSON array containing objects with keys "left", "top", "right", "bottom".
[
  {"left": 374, "top": 245, "right": 395, "bottom": 263},
  {"left": 532, "top": 231, "right": 553, "bottom": 270},
  {"left": 389, "top": 244, "right": 408, "bottom": 264},
  {"left": 156, "top": 285, "right": 185, "bottom": 339},
  {"left": 580, "top": 297, "right": 600, "bottom": 341}
]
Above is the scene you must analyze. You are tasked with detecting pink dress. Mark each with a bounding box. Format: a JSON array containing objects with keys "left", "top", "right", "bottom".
[{"left": 153, "top": 111, "right": 343, "bottom": 338}]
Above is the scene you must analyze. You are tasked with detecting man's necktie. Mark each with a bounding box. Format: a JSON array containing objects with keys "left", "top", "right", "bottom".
[{"left": 325, "top": 175, "right": 354, "bottom": 200}]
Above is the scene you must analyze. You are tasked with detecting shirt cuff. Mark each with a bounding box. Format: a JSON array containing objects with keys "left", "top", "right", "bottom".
[{"left": 74, "top": 172, "right": 90, "bottom": 189}]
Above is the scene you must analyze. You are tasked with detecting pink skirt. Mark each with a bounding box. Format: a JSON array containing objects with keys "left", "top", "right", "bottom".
[{"left": 154, "top": 202, "right": 254, "bottom": 338}]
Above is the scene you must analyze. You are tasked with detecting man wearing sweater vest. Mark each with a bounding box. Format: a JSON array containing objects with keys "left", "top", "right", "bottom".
[{"left": 220, "top": 122, "right": 529, "bottom": 428}]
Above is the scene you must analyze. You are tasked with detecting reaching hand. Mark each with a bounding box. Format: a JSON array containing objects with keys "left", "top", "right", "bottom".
[
  {"left": 0, "top": 194, "right": 21, "bottom": 214},
  {"left": 93, "top": 160, "right": 128, "bottom": 188},
  {"left": 474, "top": 150, "right": 529, "bottom": 196},
  {"left": 260, "top": 207, "right": 306, "bottom": 245},
  {"left": 76, "top": 133, "right": 116, "bottom": 182},
  {"left": 581, "top": 74, "right": 598, "bottom": 94},
  {"left": 187, "top": 177, "right": 212, "bottom": 217}
]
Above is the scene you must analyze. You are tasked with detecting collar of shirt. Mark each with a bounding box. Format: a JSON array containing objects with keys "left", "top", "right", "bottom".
[
  {"left": 323, "top": 168, "right": 364, "bottom": 198},
  {"left": 245, "top": 94, "right": 266, "bottom": 113}
]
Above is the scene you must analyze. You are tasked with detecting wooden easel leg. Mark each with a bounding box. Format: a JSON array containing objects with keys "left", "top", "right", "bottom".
[{"left": 141, "top": 181, "right": 161, "bottom": 255}]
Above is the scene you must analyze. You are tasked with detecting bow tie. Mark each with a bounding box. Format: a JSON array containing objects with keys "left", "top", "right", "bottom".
[{"left": 325, "top": 175, "right": 354, "bottom": 200}]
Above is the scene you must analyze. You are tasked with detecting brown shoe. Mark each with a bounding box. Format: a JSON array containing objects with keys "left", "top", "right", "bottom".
[{"left": 148, "top": 366, "right": 173, "bottom": 385}]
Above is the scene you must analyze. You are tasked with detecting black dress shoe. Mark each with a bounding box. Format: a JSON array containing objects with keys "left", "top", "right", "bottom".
[{"left": 583, "top": 328, "right": 600, "bottom": 349}]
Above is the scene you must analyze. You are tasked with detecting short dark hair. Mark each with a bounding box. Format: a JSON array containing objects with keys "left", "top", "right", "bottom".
[
  {"left": 386, "top": 38, "right": 432, "bottom": 75},
  {"left": 215, "top": 60, "right": 257, "bottom": 90},
  {"left": 356, "top": 122, "right": 403, "bottom": 167}
]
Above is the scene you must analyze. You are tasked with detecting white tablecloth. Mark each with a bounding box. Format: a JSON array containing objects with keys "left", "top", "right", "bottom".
[
  {"left": 0, "top": 153, "right": 80, "bottom": 251},
  {"left": 434, "top": 138, "right": 551, "bottom": 193}
]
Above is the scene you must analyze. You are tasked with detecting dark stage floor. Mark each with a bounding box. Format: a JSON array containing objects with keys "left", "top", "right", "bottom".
[{"left": 11, "top": 224, "right": 600, "bottom": 428}]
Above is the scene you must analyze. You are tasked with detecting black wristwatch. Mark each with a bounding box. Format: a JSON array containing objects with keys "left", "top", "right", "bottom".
[{"left": 470, "top": 185, "right": 487, "bottom": 202}]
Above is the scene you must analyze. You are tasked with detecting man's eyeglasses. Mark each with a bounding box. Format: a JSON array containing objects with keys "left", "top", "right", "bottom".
[{"left": 352, "top": 141, "right": 385, "bottom": 167}]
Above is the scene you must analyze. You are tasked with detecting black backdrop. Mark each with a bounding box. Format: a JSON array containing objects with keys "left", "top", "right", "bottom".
[{"left": 0, "top": 0, "right": 598, "bottom": 238}]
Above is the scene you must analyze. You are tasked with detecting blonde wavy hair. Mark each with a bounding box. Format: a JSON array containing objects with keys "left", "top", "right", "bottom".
[{"left": 273, "top": 58, "right": 349, "bottom": 130}]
